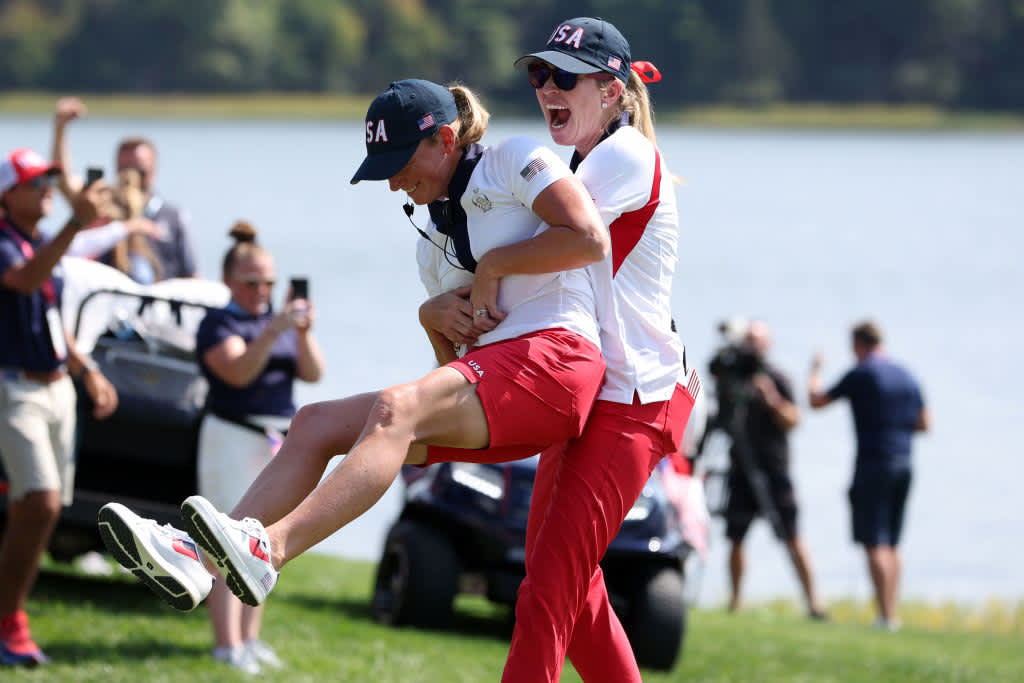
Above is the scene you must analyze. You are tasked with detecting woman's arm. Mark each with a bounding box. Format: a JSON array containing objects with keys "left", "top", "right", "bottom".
[
  {"left": 66, "top": 221, "right": 127, "bottom": 258},
  {"left": 202, "top": 312, "right": 295, "bottom": 388},
  {"left": 291, "top": 301, "right": 325, "bottom": 383},
  {"left": 51, "top": 97, "right": 86, "bottom": 199},
  {"left": 423, "top": 324, "right": 460, "bottom": 366},
  {"left": 471, "top": 175, "right": 609, "bottom": 319},
  {"left": 418, "top": 286, "right": 487, "bottom": 348}
]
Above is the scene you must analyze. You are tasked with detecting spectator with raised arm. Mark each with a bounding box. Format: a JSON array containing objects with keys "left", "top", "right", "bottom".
[
  {"left": 51, "top": 97, "right": 198, "bottom": 280},
  {"left": 0, "top": 148, "right": 118, "bottom": 667},
  {"left": 808, "top": 320, "right": 929, "bottom": 631}
]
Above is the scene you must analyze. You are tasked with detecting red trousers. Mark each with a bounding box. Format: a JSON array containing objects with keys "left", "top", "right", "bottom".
[{"left": 502, "top": 383, "right": 695, "bottom": 682}]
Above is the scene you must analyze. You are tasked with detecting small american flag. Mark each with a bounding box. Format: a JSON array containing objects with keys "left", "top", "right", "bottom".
[
  {"left": 607, "top": 56, "right": 622, "bottom": 71},
  {"left": 417, "top": 113, "right": 435, "bottom": 130},
  {"left": 687, "top": 368, "right": 702, "bottom": 400},
  {"left": 520, "top": 157, "right": 549, "bottom": 181}
]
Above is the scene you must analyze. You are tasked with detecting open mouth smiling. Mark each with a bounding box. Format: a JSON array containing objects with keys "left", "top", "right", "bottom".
[{"left": 546, "top": 104, "right": 571, "bottom": 129}]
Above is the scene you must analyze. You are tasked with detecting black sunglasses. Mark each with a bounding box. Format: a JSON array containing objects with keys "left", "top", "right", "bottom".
[
  {"left": 528, "top": 63, "right": 584, "bottom": 90},
  {"left": 527, "top": 63, "right": 614, "bottom": 91}
]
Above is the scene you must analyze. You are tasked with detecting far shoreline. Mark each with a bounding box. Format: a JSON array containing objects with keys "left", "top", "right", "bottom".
[{"left": 2, "top": 92, "right": 1023, "bottom": 131}]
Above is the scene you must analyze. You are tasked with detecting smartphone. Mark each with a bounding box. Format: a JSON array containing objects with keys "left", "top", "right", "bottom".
[
  {"left": 85, "top": 167, "right": 104, "bottom": 187},
  {"left": 289, "top": 277, "right": 309, "bottom": 301}
]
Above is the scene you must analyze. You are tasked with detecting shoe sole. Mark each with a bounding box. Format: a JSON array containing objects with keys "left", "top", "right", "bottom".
[
  {"left": 0, "top": 650, "right": 49, "bottom": 667},
  {"left": 97, "top": 503, "right": 204, "bottom": 612},
  {"left": 180, "top": 496, "right": 265, "bottom": 607}
]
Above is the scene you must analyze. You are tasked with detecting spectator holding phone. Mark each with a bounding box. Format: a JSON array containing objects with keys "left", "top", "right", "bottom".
[
  {"left": 50, "top": 98, "right": 164, "bottom": 283},
  {"left": 193, "top": 221, "right": 324, "bottom": 673},
  {"left": 0, "top": 148, "right": 118, "bottom": 667}
]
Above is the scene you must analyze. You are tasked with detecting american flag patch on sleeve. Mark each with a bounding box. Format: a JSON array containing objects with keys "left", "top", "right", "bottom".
[
  {"left": 520, "top": 157, "right": 549, "bottom": 181},
  {"left": 418, "top": 113, "right": 435, "bottom": 130}
]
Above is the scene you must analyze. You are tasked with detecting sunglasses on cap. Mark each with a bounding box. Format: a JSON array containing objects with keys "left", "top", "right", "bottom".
[
  {"left": 527, "top": 63, "right": 613, "bottom": 91},
  {"left": 19, "top": 175, "right": 58, "bottom": 190}
]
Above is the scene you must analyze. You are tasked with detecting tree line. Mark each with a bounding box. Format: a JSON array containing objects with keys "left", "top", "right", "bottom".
[{"left": 2, "top": 0, "right": 1022, "bottom": 111}]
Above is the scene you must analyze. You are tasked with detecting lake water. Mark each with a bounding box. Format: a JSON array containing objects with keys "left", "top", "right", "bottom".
[{"left": 3, "top": 112, "right": 1021, "bottom": 608}]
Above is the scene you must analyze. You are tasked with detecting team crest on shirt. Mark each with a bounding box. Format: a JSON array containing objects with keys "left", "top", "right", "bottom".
[{"left": 471, "top": 189, "right": 493, "bottom": 213}]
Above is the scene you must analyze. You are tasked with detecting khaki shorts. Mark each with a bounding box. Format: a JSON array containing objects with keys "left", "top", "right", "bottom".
[{"left": 0, "top": 372, "right": 77, "bottom": 505}]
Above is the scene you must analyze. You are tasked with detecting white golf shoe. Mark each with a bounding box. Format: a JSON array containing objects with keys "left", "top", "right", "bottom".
[
  {"left": 98, "top": 502, "right": 213, "bottom": 611},
  {"left": 180, "top": 495, "right": 278, "bottom": 607}
]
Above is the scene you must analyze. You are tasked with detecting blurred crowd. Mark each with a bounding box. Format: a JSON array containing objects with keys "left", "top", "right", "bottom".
[{"left": 0, "top": 96, "right": 323, "bottom": 671}]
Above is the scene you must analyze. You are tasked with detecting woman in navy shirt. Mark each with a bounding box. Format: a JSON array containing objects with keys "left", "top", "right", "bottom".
[{"left": 194, "top": 221, "right": 324, "bottom": 673}]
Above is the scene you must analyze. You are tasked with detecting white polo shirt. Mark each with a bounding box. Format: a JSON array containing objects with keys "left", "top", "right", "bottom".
[
  {"left": 417, "top": 136, "right": 600, "bottom": 349},
  {"left": 576, "top": 125, "right": 686, "bottom": 404}
]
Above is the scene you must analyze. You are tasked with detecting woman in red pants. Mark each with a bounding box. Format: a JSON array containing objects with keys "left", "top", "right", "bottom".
[{"left": 503, "top": 17, "right": 700, "bottom": 681}]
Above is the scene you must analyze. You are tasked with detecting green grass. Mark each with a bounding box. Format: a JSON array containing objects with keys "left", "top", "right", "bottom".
[
  {"left": 3, "top": 92, "right": 1024, "bottom": 129},
  {"left": 18, "top": 553, "right": 1024, "bottom": 682}
]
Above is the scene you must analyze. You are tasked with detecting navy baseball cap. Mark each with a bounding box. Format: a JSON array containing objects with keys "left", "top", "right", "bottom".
[
  {"left": 350, "top": 79, "right": 458, "bottom": 184},
  {"left": 514, "top": 17, "right": 632, "bottom": 83}
]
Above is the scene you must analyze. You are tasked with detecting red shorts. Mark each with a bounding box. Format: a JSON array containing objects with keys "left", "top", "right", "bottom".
[{"left": 426, "top": 328, "right": 604, "bottom": 466}]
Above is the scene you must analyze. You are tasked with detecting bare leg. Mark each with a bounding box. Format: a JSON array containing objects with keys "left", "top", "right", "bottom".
[
  {"left": 265, "top": 368, "right": 488, "bottom": 570},
  {"left": 0, "top": 490, "right": 61, "bottom": 615},
  {"left": 208, "top": 579, "right": 244, "bottom": 649},
  {"left": 728, "top": 541, "right": 744, "bottom": 612},
  {"left": 785, "top": 537, "right": 824, "bottom": 615},
  {"left": 881, "top": 545, "right": 901, "bottom": 624},
  {"left": 230, "top": 393, "right": 381, "bottom": 524},
  {"left": 865, "top": 545, "right": 888, "bottom": 621},
  {"left": 241, "top": 604, "right": 263, "bottom": 642}
]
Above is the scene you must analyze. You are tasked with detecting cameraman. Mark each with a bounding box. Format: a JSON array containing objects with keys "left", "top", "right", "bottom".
[{"left": 710, "top": 320, "right": 826, "bottom": 619}]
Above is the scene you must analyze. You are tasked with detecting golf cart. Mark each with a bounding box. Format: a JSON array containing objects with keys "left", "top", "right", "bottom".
[{"left": 371, "top": 442, "right": 710, "bottom": 671}]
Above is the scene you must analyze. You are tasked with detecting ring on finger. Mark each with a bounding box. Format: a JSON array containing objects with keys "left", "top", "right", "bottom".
[{"left": 474, "top": 308, "right": 488, "bottom": 317}]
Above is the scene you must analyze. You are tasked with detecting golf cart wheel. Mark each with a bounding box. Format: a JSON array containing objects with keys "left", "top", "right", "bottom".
[
  {"left": 372, "top": 520, "right": 460, "bottom": 628},
  {"left": 624, "top": 567, "right": 686, "bottom": 671}
]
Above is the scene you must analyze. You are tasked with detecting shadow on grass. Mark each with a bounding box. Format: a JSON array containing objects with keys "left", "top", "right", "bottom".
[
  {"left": 448, "top": 606, "right": 516, "bottom": 642},
  {"left": 35, "top": 566, "right": 194, "bottom": 617},
  {"left": 282, "top": 590, "right": 516, "bottom": 642},
  {"left": 34, "top": 636, "right": 208, "bottom": 665},
  {"left": 32, "top": 568, "right": 212, "bottom": 666}
]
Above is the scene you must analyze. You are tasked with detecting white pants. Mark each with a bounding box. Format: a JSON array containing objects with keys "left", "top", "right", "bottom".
[{"left": 196, "top": 413, "right": 289, "bottom": 512}]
